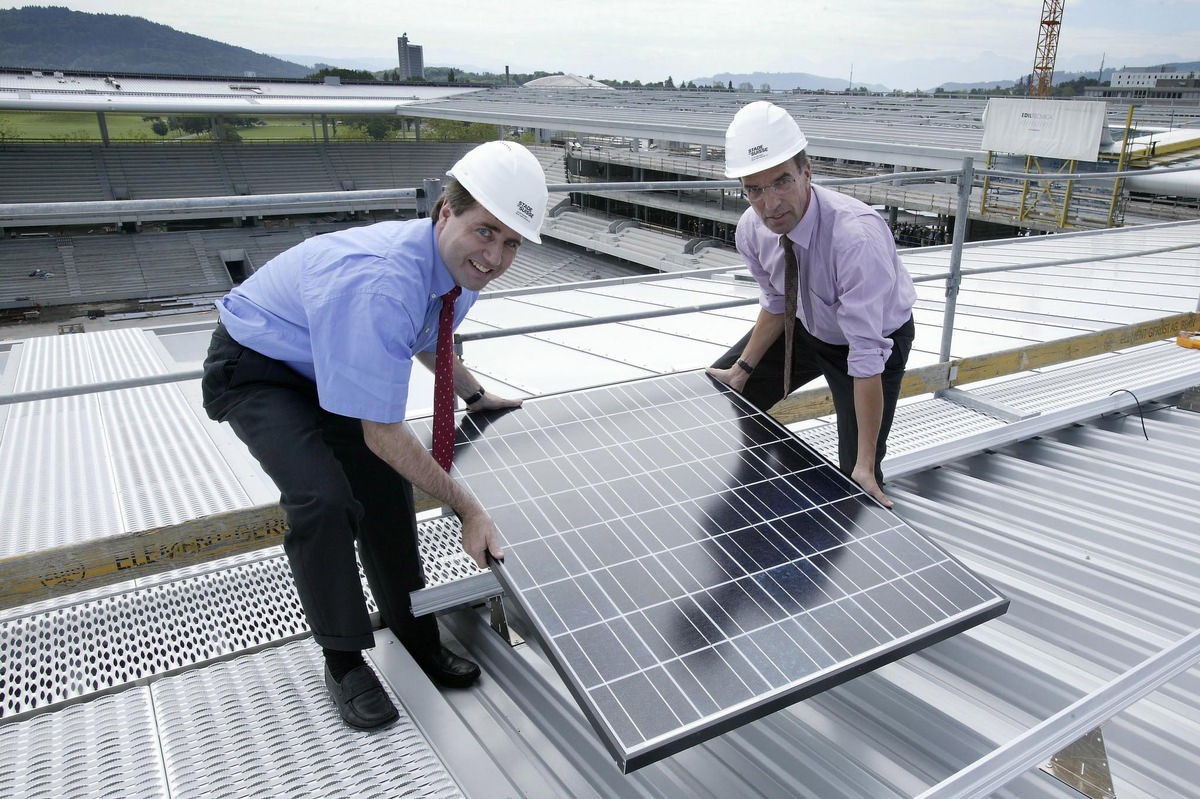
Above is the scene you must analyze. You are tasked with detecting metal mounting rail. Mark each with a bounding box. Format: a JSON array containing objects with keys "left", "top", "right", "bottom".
[
  {"left": 0, "top": 187, "right": 421, "bottom": 224},
  {"left": 886, "top": 358, "right": 1200, "bottom": 480},
  {"left": 915, "top": 627, "right": 1200, "bottom": 799}
]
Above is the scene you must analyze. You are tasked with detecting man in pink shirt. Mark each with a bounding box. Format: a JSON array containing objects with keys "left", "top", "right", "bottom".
[{"left": 708, "top": 101, "right": 916, "bottom": 509}]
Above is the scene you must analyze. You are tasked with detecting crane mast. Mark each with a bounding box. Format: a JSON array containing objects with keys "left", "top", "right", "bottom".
[{"left": 1029, "top": 0, "right": 1065, "bottom": 96}]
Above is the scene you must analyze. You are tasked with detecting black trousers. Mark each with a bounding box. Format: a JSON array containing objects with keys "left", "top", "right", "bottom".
[
  {"left": 711, "top": 317, "right": 915, "bottom": 484},
  {"left": 201, "top": 323, "right": 437, "bottom": 652}
]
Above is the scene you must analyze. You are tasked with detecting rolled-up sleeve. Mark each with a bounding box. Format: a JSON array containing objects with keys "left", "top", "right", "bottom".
[{"left": 835, "top": 227, "right": 898, "bottom": 378}]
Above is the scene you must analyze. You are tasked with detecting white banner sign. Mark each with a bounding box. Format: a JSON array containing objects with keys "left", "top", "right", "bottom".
[{"left": 981, "top": 98, "right": 1106, "bottom": 162}]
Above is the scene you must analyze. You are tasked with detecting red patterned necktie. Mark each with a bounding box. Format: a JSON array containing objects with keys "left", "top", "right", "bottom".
[
  {"left": 781, "top": 235, "right": 798, "bottom": 396},
  {"left": 432, "top": 286, "right": 462, "bottom": 472}
]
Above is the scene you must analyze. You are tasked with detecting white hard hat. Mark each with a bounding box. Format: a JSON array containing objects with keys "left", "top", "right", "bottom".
[
  {"left": 447, "top": 141, "right": 549, "bottom": 243},
  {"left": 724, "top": 101, "right": 809, "bottom": 178}
]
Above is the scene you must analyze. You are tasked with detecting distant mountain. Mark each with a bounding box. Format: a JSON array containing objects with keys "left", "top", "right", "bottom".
[
  {"left": 1122, "top": 60, "right": 1200, "bottom": 74},
  {"left": 692, "top": 71, "right": 889, "bottom": 94},
  {"left": 270, "top": 53, "right": 395, "bottom": 72},
  {"left": 0, "top": 6, "right": 312, "bottom": 78},
  {"left": 936, "top": 61, "right": 1200, "bottom": 93}
]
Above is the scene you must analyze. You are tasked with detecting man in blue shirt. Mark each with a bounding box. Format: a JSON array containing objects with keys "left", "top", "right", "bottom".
[{"left": 201, "top": 141, "right": 549, "bottom": 730}]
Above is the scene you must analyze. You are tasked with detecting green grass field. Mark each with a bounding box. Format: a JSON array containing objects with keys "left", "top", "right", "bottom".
[
  {"left": 0, "top": 111, "right": 329, "bottom": 142},
  {"left": 0, "top": 112, "right": 517, "bottom": 144}
]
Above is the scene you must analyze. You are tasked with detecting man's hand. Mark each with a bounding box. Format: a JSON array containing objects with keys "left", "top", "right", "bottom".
[
  {"left": 467, "top": 392, "right": 523, "bottom": 412},
  {"left": 706, "top": 365, "right": 749, "bottom": 393},
  {"left": 458, "top": 506, "right": 504, "bottom": 569},
  {"left": 851, "top": 464, "right": 893, "bottom": 509}
]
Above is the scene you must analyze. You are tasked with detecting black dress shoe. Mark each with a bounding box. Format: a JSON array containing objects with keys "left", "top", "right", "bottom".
[
  {"left": 409, "top": 644, "right": 481, "bottom": 688},
  {"left": 324, "top": 664, "right": 399, "bottom": 730}
]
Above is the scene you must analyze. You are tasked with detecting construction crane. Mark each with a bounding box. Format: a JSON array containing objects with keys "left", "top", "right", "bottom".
[{"left": 1029, "top": 0, "right": 1065, "bottom": 96}]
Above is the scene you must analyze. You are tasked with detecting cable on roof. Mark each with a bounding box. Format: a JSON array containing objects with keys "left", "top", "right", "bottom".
[{"left": 1106, "top": 388, "right": 1150, "bottom": 440}]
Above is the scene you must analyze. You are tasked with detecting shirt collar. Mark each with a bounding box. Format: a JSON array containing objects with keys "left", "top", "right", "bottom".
[
  {"left": 427, "top": 218, "right": 458, "bottom": 297},
  {"left": 784, "top": 185, "right": 820, "bottom": 250}
]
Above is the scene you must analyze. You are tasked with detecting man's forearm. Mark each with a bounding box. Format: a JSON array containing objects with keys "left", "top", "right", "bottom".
[
  {"left": 362, "top": 419, "right": 485, "bottom": 519},
  {"left": 852, "top": 375, "right": 884, "bottom": 469},
  {"left": 739, "top": 307, "right": 785, "bottom": 368}
]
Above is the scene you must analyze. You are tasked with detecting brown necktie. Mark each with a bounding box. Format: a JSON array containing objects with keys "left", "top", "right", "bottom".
[
  {"left": 432, "top": 286, "right": 462, "bottom": 472},
  {"left": 781, "top": 235, "right": 798, "bottom": 395}
]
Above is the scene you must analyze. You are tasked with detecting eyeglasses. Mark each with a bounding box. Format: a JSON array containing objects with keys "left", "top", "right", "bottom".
[{"left": 741, "top": 175, "right": 797, "bottom": 201}]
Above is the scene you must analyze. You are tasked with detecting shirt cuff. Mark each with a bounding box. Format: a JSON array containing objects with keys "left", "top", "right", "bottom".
[{"left": 847, "top": 345, "right": 891, "bottom": 379}]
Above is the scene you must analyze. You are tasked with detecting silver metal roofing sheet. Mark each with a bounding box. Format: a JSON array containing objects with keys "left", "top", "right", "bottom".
[
  {"left": 102, "top": 383, "right": 250, "bottom": 531},
  {"left": 0, "top": 395, "right": 123, "bottom": 555}
]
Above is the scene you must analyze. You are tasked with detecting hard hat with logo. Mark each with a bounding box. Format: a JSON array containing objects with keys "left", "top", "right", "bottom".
[
  {"left": 724, "top": 101, "right": 809, "bottom": 178},
  {"left": 447, "top": 140, "right": 549, "bottom": 243}
]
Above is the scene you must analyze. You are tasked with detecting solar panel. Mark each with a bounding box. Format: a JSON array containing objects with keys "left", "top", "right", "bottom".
[{"left": 428, "top": 371, "right": 1007, "bottom": 773}]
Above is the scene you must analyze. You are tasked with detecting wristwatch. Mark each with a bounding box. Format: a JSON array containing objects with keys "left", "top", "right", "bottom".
[{"left": 464, "top": 387, "right": 486, "bottom": 406}]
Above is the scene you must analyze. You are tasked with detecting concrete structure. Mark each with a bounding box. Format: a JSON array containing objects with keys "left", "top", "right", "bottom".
[
  {"left": 524, "top": 73, "right": 613, "bottom": 89},
  {"left": 1112, "top": 67, "right": 1198, "bottom": 87},
  {"left": 1086, "top": 66, "right": 1200, "bottom": 101},
  {"left": 397, "top": 33, "right": 425, "bottom": 81}
]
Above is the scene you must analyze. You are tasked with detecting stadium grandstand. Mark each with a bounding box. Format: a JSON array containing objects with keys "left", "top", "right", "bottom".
[{"left": 2, "top": 67, "right": 1200, "bottom": 799}]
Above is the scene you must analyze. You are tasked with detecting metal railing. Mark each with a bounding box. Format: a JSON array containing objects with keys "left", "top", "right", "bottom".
[{"left": 4, "top": 158, "right": 1200, "bottom": 397}]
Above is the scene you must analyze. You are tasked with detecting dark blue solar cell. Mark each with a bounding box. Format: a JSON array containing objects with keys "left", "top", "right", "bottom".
[
  {"left": 600, "top": 672, "right": 681, "bottom": 743},
  {"left": 663, "top": 658, "right": 720, "bottom": 717},
  {"left": 642, "top": 600, "right": 710, "bottom": 657},
  {"left": 681, "top": 645, "right": 755, "bottom": 707},
  {"left": 571, "top": 623, "right": 637, "bottom": 683},
  {"left": 509, "top": 538, "right": 571, "bottom": 583},
  {"left": 540, "top": 578, "right": 603, "bottom": 630},
  {"left": 608, "top": 559, "right": 672, "bottom": 607},
  {"left": 705, "top": 579, "right": 773, "bottom": 633},
  {"left": 628, "top": 610, "right": 681, "bottom": 662}
]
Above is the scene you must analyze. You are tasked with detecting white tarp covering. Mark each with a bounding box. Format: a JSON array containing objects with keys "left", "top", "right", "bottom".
[{"left": 982, "top": 98, "right": 1107, "bottom": 161}]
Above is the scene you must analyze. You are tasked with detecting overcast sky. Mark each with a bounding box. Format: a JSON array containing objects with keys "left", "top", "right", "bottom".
[{"left": 6, "top": 0, "right": 1198, "bottom": 89}]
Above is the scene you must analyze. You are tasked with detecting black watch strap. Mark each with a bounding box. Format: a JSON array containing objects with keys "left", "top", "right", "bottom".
[
  {"left": 735, "top": 358, "right": 755, "bottom": 375},
  {"left": 464, "top": 387, "right": 486, "bottom": 405}
]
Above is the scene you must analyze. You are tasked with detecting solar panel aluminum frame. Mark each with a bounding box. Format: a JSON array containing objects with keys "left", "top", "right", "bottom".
[
  {"left": 433, "top": 371, "right": 1009, "bottom": 773},
  {"left": 496, "top": 573, "right": 1007, "bottom": 773}
]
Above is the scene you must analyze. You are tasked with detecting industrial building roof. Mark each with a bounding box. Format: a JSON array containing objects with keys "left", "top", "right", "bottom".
[
  {"left": 1, "top": 217, "right": 1198, "bottom": 799},
  {"left": 4, "top": 69, "right": 1199, "bottom": 170}
]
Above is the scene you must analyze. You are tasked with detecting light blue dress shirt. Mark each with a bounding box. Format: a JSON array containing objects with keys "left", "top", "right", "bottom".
[
  {"left": 736, "top": 184, "right": 917, "bottom": 379},
  {"left": 218, "top": 220, "right": 476, "bottom": 423}
]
